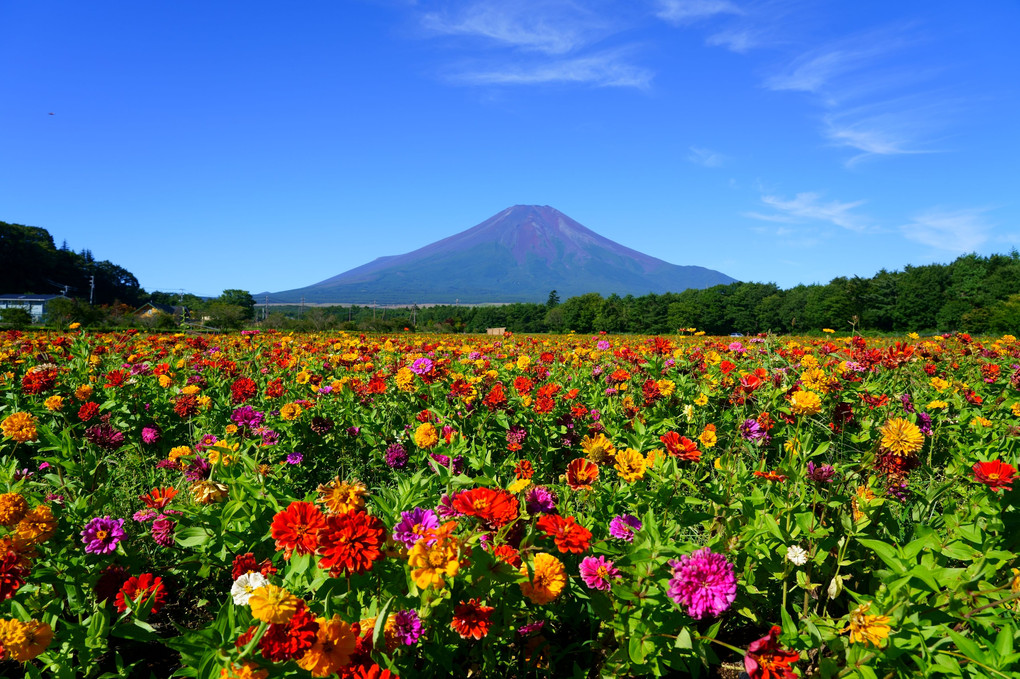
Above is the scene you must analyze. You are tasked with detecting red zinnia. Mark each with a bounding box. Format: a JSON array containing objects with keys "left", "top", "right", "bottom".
[
  {"left": 104, "top": 369, "right": 128, "bottom": 388},
  {"left": 78, "top": 402, "right": 101, "bottom": 422},
  {"left": 660, "top": 432, "right": 701, "bottom": 462},
  {"left": 514, "top": 460, "right": 534, "bottom": 480},
  {"left": 565, "top": 458, "right": 598, "bottom": 491},
  {"left": 271, "top": 501, "right": 327, "bottom": 559},
  {"left": 260, "top": 601, "right": 318, "bottom": 662},
  {"left": 316, "top": 510, "right": 387, "bottom": 576},
  {"left": 173, "top": 394, "right": 199, "bottom": 418},
  {"left": 744, "top": 625, "right": 799, "bottom": 679},
  {"left": 352, "top": 665, "right": 399, "bottom": 679},
  {"left": 492, "top": 544, "right": 523, "bottom": 568},
  {"left": 451, "top": 487, "right": 519, "bottom": 529},
  {"left": 139, "top": 486, "right": 178, "bottom": 510},
  {"left": 265, "top": 378, "right": 285, "bottom": 398},
  {"left": 972, "top": 460, "right": 1016, "bottom": 492},
  {"left": 231, "top": 552, "right": 277, "bottom": 580},
  {"left": 115, "top": 573, "right": 167, "bottom": 615},
  {"left": 450, "top": 599, "right": 494, "bottom": 640},
  {"left": 536, "top": 514, "right": 592, "bottom": 554},
  {"left": 482, "top": 383, "right": 508, "bottom": 410},
  {"left": 0, "top": 549, "right": 28, "bottom": 601},
  {"left": 231, "top": 377, "right": 258, "bottom": 403}
]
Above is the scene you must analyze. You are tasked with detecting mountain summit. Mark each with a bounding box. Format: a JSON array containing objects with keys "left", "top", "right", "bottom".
[{"left": 268, "top": 205, "right": 735, "bottom": 304}]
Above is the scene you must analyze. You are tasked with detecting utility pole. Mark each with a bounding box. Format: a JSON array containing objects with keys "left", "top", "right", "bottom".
[
  {"left": 264, "top": 295, "right": 269, "bottom": 322},
  {"left": 89, "top": 276, "right": 95, "bottom": 305},
  {"left": 300, "top": 297, "right": 305, "bottom": 315},
  {"left": 373, "top": 300, "right": 376, "bottom": 321}
]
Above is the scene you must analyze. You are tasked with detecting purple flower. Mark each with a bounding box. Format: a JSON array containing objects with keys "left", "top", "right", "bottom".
[
  {"left": 286, "top": 452, "right": 304, "bottom": 465},
  {"left": 667, "top": 547, "right": 737, "bottom": 619},
  {"left": 230, "top": 405, "right": 264, "bottom": 429},
  {"left": 918, "top": 412, "right": 933, "bottom": 436},
  {"left": 392, "top": 609, "right": 423, "bottom": 646},
  {"left": 525, "top": 486, "right": 557, "bottom": 515},
  {"left": 184, "top": 456, "right": 211, "bottom": 482},
  {"left": 410, "top": 357, "right": 433, "bottom": 375},
  {"left": 435, "top": 493, "right": 460, "bottom": 519},
  {"left": 392, "top": 508, "right": 439, "bottom": 549},
  {"left": 518, "top": 621, "right": 545, "bottom": 636},
  {"left": 346, "top": 426, "right": 360, "bottom": 437},
  {"left": 141, "top": 425, "right": 161, "bottom": 445},
  {"left": 195, "top": 433, "right": 218, "bottom": 451},
  {"left": 506, "top": 426, "right": 527, "bottom": 446},
  {"left": 900, "top": 393, "right": 915, "bottom": 414},
  {"left": 151, "top": 516, "right": 176, "bottom": 547},
  {"left": 806, "top": 461, "right": 835, "bottom": 483},
  {"left": 260, "top": 429, "right": 280, "bottom": 447},
  {"left": 84, "top": 423, "right": 125, "bottom": 451},
  {"left": 609, "top": 514, "right": 642, "bottom": 542},
  {"left": 429, "top": 452, "right": 463, "bottom": 475},
  {"left": 385, "top": 443, "right": 408, "bottom": 469},
  {"left": 81, "top": 516, "right": 126, "bottom": 555},
  {"left": 596, "top": 340, "right": 611, "bottom": 351},
  {"left": 155, "top": 459, "right": 179, "bottom": 471},
  {"left": 579, "top": 555, "right": 622, "bottom": 591},
  {"left": 133, "top": 509, "right": 158, "bottom": 523},
  {"left": 739, "top": 418, "right": 766, "bottom": 441}
]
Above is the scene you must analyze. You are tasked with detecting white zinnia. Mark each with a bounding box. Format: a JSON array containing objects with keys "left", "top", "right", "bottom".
[
  {"left": 786, "top": 545, "right": 809, "bottom": 566},
  {"left": 231, "top": 572, "right": 269, "bottom": 605}
]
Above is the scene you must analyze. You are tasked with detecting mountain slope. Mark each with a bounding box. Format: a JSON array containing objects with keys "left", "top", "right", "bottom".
[{"left": 268, "top": 205, "right": 736, "bottom": 303}]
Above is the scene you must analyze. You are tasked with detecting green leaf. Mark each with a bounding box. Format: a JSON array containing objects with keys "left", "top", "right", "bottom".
[
  {"left": 372, "top": 596, "right": 395, "bottom": 649},
  {"left": 858, "top": 538, "right": 906, "bottom": 573},
  {"left": 629, "top": 635, "right": 648, "bottom": 664}
]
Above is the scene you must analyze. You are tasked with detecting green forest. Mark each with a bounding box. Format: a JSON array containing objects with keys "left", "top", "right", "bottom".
[{"left": 3, "top": 219, "right": 1019, "bottom": 334}]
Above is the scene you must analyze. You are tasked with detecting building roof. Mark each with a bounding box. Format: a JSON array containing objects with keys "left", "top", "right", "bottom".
[{"left": 0, "top": 294, "right": 68, "bottom": 301}]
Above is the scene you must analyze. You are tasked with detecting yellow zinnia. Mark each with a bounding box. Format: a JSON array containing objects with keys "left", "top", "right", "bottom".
[
  {"left": 408, "top": 534, "right": 460, "bottom": 589},
  {"left": 519, "top": 553, "right": 567, "bottom": 605},
  {"left": 0, "top": 618, "right": 53, "bottom": 662},
  {"left": 879, "top": 418, "right": 924, "bottom": 456},
  {"left": 14, "top": 505, "right": 57, "bottom": 545},
  {"left": 580, "top": 433, "right": 616, "bottom": 465},
  {"left": 844, "top": 603, "right": 891, "bottom": 647},
  {"left": 789, "top": 390, "right": 822, "bottom": 416},
  {"left": 296, "top": 615, "right": 358, "bottom": 677},
  {"left": 1, "top": 412, "right": 38, "bottom": 443},
  {"left": 44, "top": 395, "right": 64, "bottom": 411},
  {"left": 614, "top": 448, "right": 647, "bottom": 483},
  {"left": 0, "top": 493, "right": 29, "bottom": 527},
  {"left": 248, "top": 584, "right": 299, "bottom": 624},
  {"left": 279, "top": 402, "right": 303, "bottom": 421},
  {"left": 316, "top": 478, "right": 368, "bottom": 514},
  {"left": 413, "top": 423, "right": 439, "bottom": 449}
]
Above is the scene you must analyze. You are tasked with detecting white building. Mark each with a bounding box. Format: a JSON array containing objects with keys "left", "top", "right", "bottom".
[{"left": 0, "top": 294, "right": 68, "bottom": 322}]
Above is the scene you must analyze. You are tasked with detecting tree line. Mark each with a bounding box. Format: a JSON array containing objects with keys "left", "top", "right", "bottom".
[{"left": 3, "top": 219, "right": 1018, "bottom": 334}]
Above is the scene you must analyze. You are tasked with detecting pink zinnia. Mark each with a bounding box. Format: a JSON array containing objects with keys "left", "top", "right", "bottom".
[
  {"left": 667, "top": 547, "right": 737, "bottom": 619},
  {"left": 579, "top": 556, "right": 622, "bottom": 591}
]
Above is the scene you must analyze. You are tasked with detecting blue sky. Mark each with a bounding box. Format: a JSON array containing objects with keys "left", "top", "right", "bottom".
[{"left": 2, "top": 0, "right": 1018, "bottom": 299}]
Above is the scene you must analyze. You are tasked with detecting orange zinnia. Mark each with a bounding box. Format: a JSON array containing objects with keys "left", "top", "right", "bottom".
[
  {"left": 316, "top": 510, "right": 386, "bottom": 576},
  {"left": 139, "top": 487, "right": 178, "bottom": 510},
  {"left": 660, "top": 432, "right": 701, "bottom": 462},
  {"left": 450, "top": 599, "right": 494, "bottom": 640},
  {"left": 271, "top": 501, "right": 327, "bottom": 559},
  {"left": 565, "top": 458, "right": 598, "bottom": 491},
  {"left": 451, "top": 487, "right": 519, "bottom": 528},
  {"left": 536, "top": 514, "right": 591, "bottom": 554}
]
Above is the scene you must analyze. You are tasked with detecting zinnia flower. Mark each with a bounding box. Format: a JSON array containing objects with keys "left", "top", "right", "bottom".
[
  {"left": 660, "top": 431, "right": 701, "bottom": 462},
  {"left": 231, "top": 571, "right": 269, "bottom": 606},
  {"left": 580, "top": 433, "right": 615, "bottom": 465},
  {"left": 614, "top": 448, "right": 647, "bottom": 482},
  {"left": 0, "top": 618, "right": 53, "bottom": 662},
  {"left": 316, "top": 510, "right": 387, "bottom": 576},
  {"left": 295, "top": 615, "right": 358, "bottom": 677},
  {"left": 844, "top": 602, "right": 891, "bottom": 646},
  {"left": 786, "top": 545, "right": 809, "bottom": 566},
  {"left": 609, "top": 514, "right": 642, "bottom": 542},
  {"left": 0, "top": 549, "right": 29, "bottom": 601},
  {"left": 316, "top": 478, "right": 368, "bottom": 514},
  {"left": 972, "top": 459, "right": 1016, "bottom": 492},
  {"left": 15, "top": 505, "right": 56, "bottom": 545},
  {"left": 151, "top": 516, "right": 177, "bottom": 547},
  {"left": 408, "top": 525, "right": 460, "bottom": 589},
  {"left": 413, "top": 422, "right": 439, "bottom": 449},
  {"left": 579, "top": 555, "right": 622, "bottom": 591},
  {"left": 450, "top": 599, "right": 495, "bottom": 640},
  {"left": 519, "top": 553, "right": 567, "bottom": 604},
  {"left": 249, "top": 584, "right": 300, "bottom": 624},
  {"left": 259, "top": 601, "right": 318, "bottom": 662},
  {"left": 451, "top": 487, "right": 519, "bottom": 528},
  {"left": 565, "top": 458, "right": 599, "bottom": 491},
  {"left": 1, "top": 412, "right": 38, "bottom": 443},
  {"left": 879, "top": 418, "right": 924, "bottom": 456},
  {"left": 384, "top": 442, "right": 408, "bottom": 469},
  {"left": 525, "top": 486, "right": 557, "bottom": 514},
  {"left": 667, "top": 547, "right": 737, "bottom": 619},
  {"left": 391, "top": 609, "right": 423, "bottom": 646},
  {"left": 81, "top": 516, "right": 126, "bottom": 555},
  {"left": 789, "top": 391, "right": 822, "bottom": 416},
  {"left": 139, "top": 487, "right": 178, "bottom": 510},
  {"left": 744, "top": 625, "right": 799, "bottom": 679},
  {"left": 0, "top": 493, "right": 29, "bottom": 527},
  {"left": 537, "top": 514, "right": 591, "bottom": 554},
  {"left": 392, "top": 507, "right": 439, "bottom": 549},
  {"left": 271, "top": 501, "right": 326, "bottom": 559},
  {"left": 115, "top": 573, "right": 167, "bottom": 615}
]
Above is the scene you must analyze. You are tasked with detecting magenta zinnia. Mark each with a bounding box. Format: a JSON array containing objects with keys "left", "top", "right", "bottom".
[
  {"left": 81, "top": 516, "right": 126, "bottom": 555},
  {"left": 667, "top": 547, "right": 737, "bottom": 619},
  {"left": 579, "top": 555, "right": 622, "bottom": 591}
]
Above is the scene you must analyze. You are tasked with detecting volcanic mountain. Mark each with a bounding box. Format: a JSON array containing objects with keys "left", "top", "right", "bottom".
[{"left": 268, "top": 205, "right": 735, "bottom": 304}]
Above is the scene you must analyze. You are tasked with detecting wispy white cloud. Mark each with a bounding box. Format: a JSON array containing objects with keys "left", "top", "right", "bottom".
[
  {"left": 450, "top": 50, "right": 653, "bottom": 88},
  {"left": 742, "top": 210, "right": 795, "bottom": 223},
  {"left": 753, "top": 191, "right": 870, "bottom": 231},
  {"left": 900, "top": 207, "right": 991, "bottom": 252},
  {"left": 656, "top": 0, "right": 742, "bottom": 24},
  {"left": 421, "top": 2, "right": 598, "bottom": 55},
  {"left": 705, "top": 28, "right": 759, "bottom": 52},
  {"left": 688, "top": 146, "right": 726, "bottom": 167},
  {"left": 763, "top": 41, "right": 896, "bottom": 96}
]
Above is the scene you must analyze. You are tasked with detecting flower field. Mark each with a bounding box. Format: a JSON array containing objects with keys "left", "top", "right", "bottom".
[{"left": 0, "top": 328, "right": 1018, "bottom": 678}]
